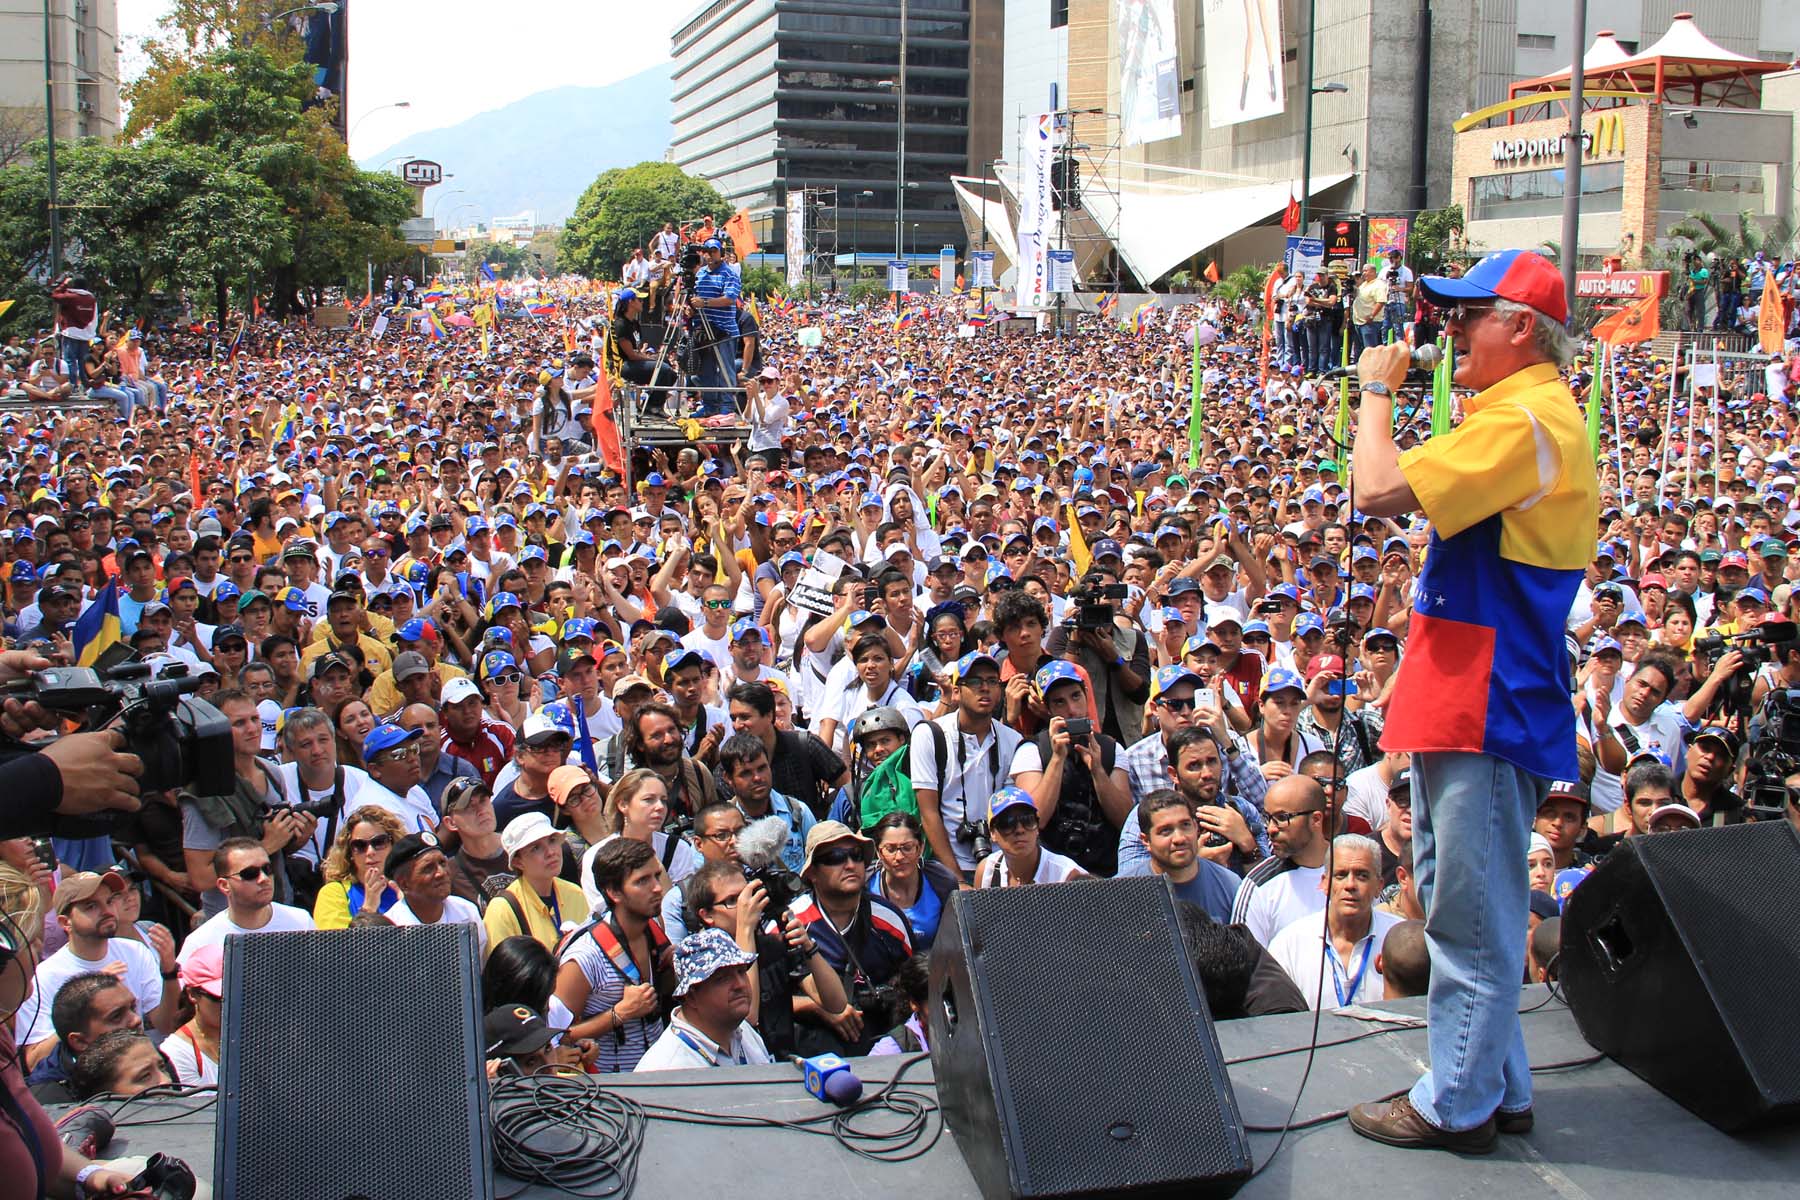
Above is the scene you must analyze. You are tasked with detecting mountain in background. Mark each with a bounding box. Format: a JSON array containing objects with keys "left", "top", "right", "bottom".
[{"left": 360, "top": 63, "right": 672, "bottom": 226}]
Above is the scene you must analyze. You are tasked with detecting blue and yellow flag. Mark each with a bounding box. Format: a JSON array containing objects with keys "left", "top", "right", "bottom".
[{"left": 72, "top": 577, "right": 122, "bottom": 668}]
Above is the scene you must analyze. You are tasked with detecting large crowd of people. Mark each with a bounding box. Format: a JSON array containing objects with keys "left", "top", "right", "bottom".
[{"left": 1, "top": 230, "right": 1798, "bottom": 1188}]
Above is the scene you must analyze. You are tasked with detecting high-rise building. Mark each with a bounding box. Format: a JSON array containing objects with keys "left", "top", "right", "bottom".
[
  {"left": 669, "top": 0, "right": 1003, "bottom": 264},
  {"left": 0, "top": 0, "right": 121, "bottom": 144}
]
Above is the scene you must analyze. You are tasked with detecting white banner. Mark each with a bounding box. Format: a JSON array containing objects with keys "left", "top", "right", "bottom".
[
  {"left": 1048, "top": 249, "right": 1075, "bottom": 294},
  {"left": 369, "top": 314, "right": 389, "bottom": 340},
  {"left": 938, "top": 247, "right": 956, "bottom": 295},
  {"left": 887, "top": 259, "right": 910, "bottom": 293},
  {"left": 785, "top": 191, "right": 807, "bottom": 290},
  {"left": 970, "top": 251, "right": 995, "bottom": 289},
  {"left": 1015, "top": 112, "right": 1056, "bottom": 309},
  {"left": 789, "top": 548, "right": 847, "bottom": 616},
  {"left": 1119, "top": 0, "right": 1182, "bottom": 145},
  {"left": 1204, "top": 0, "right": 1286, "bottom": 129}
]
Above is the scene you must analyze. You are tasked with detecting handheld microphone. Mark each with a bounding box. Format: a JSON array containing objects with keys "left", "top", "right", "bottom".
[
  {"left": 1319, "top": 342, "right": 1441, "bottom": 379},
  {"left": 791, "top": 1053, "right": 863, "bottom": 1105}
]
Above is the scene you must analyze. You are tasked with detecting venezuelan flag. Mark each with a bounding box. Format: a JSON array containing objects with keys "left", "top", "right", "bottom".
[
  {"left": 72, "top": 577, "right": 122, "bottom": 667},
  {"left": 426, "top": 309, "right": 448, "bottom": 341},
  {"left": 894, "top": 309, "right": 916, "bottom": 331},
  {"left": 1098, "top": 293, "right": 1119, "bottom": 321},
  {"left": 1130, "top": 301, "right": 1155, "bottom": 335}
]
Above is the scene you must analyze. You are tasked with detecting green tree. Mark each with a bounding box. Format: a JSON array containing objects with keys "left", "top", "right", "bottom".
[
  {"left": 739, "top": 264, "right": 783, "bottom": 299},
  {"left": 1665, "top": 210, "right": 1794, "bottom": 263},
  {"left": 522, "top": 230, "right": 561, "bottom": 277},
  {"left": 562, "top": 162, "right": 728, "bottom": 278},
  {"left": 462, "top": 239, "right": 529, "bottom": 280},
  {"left": 1214, "top": 263, "right": 1269, "bottom": 307},
  {"left": 1408, "top": 204, "right": 1465, "bottom": 273}
]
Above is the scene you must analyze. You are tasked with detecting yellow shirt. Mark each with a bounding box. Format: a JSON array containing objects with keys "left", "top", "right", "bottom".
[{"left": 482, "top": 876, "right": 591, "bottom": 952}]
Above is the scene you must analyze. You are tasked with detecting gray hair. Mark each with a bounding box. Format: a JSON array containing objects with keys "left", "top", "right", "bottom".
[
  {"left": 280, "top": 705, "right": 334, "bottom": 748},
  {"left": 1331, "top": 833, "right": 1383, "bottom": 870},
  {"left": 1493, "top": 299, "right": 1577, "bottom": 368}
]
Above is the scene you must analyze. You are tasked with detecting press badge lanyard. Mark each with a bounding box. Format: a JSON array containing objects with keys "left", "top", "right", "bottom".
[{"left": 1330, "top": 936, "right": 1376, "bottom": 1008}]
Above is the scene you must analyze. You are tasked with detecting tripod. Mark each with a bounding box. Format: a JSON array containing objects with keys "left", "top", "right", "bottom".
[{"left": 635, "top": 277, "right": 744, "bottom": 424}]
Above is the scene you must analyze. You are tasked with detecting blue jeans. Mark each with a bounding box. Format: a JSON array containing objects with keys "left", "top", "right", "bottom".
[
  {"left": 1356, "top": 321, "right": 1384, "bottom": 351},
  {"left": 1407, "top": 750, "right": 1548, "bottom": 1131},
  {"left": 91, "top": 384, "right": 133, "bottom": 422},
  {"left": 59, "top": 336, "right": 88, "bottom": 388},
  {"left": 692, "top": 326, "right": 739, "bottom": 416},
  {"left": 1384, "top": 302, "right": 1409, "bottom": 344}
]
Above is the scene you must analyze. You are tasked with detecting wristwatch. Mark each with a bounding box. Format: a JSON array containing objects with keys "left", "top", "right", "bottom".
[{"left": 1361, "top": 380, "right": 1393, "bottom": 398}]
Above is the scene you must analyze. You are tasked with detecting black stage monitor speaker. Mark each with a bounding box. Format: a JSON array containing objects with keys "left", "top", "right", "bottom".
[
  {"left": 1561, "top": 821, "right": 1800, "bottom": 1132},
  {"left": 217, "top": 924, "right": 494, "bottom": 1199},
  {"left": 928, "top": 876, "right": 1252, "bottom": 1200}
]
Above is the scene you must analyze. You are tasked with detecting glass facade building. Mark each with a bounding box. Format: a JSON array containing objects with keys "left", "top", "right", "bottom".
[{"left": 671, "top": 0, "right": 996, "bottom": 261}]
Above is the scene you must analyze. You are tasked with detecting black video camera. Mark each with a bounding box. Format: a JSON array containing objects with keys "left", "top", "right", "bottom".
[
  {"left": 1070, "top": 582, "right": 1128, "bottom": 631},
  {"left": 747, "top": 860, "right": 813, "bottom": 981},
  {"left": 5, "top": 662, "right": 234, "bottom": 835},
  {"left": 1692, "top": 620, "right": 1798, "bottom": 721}
]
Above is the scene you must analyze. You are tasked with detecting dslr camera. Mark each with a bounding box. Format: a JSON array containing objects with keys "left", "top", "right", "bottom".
[
  {"left": 1070, "top": 581, "right": 1128, "bottom": 631},
  {"left": 4, "top": 661, "right": 234, "bottom": 835}
]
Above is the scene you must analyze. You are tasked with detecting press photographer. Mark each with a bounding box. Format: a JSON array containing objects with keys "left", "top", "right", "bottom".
[
  {"left": 788, "top": 822, "right": 912, "bottom": 1057},
  {"left": 1046, "top": 572, "right": 1151, "bottom": 746}
]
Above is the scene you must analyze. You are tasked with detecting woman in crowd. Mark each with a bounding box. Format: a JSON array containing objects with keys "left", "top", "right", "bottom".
[
  {"left": 313, "top": 805, "right": 406, "bottom": 928},
  {"left": 164, "top": 944, "right": 224, "bottom": 1086},
  {"left": 335, "top": 696, "right": 376, "bottom": 764},
  {"left": 867, "top": 812, "right": 958, "bottom": 951}
]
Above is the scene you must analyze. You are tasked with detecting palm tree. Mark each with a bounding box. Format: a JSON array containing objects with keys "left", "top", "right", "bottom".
[{"left": 1665, "top": 210, "right": 1794, "bottom": 262}]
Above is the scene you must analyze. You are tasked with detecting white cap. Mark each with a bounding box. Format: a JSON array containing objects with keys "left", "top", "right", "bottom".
[
  {"left": 520, "top": 709, "right": 566, "bottom": 743},
  {"left": 442, "top": 677, "right": 482, "bottom": 706},
  {"left": 501, "top": 812, "right": 561, "bottom": 862},
  {"left": 1202, "top": 603, "right": 1242, "bottom": 629}
]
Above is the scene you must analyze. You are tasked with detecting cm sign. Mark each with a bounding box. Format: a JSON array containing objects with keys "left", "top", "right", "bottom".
[{"left": 401, "top": 160, "right": 443, "bottom": 187}]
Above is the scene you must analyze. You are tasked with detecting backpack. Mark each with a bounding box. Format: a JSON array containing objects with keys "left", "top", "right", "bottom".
[{"left": 853, "top": 747, "right": 919, "bottom": 831}]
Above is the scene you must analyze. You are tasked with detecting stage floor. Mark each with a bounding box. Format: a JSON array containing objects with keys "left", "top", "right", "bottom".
[{"left": 70, "top": 987, "right": 1800, "bottom": 1198}]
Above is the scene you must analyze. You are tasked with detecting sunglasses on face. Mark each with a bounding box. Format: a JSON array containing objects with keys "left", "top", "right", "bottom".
[
  {"left": 378, "top": 744, "right": 421, "bottom": 762},
  {"left": 1159, "top": 696, "right": 1196, "bottom": 711},
  {"left": 991, "top": 810, "right": 1040, "bottom": 835},
  {"left": 231, "top": 863, "right": 273, "bottom": 882},
  {"left": 704, "top": 599, "right": 732, "bottom": 610},
  {"left": 350, "top": 834, "right": 394, "bottom": 854},
  {"left": 813, "top": 845, "right": 866, "bottom": 868},
  {"left": 490, "top": 671, "right": 522, "bottom": 685}
]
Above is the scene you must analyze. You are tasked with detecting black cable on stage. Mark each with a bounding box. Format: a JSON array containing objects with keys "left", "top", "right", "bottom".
[{"left": 489, "top": 1072, "right": 646, "bottom": 1200}]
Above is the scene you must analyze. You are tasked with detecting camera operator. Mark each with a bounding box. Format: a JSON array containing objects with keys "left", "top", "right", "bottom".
[
  {"left": 1046, "top": 571, "right": 1151, "bottom": 745},
  {"left": 790, "top": 822, "right": 911, "bottom": 1057},
  {"left": 681, "top": 859, "right": 847, "bottom": 1060},
  {"left": 178, "top": 689, "right": 315, "bottom": 918},
  {"left": 688, "top": 239, "right": 741, "bottom": 419},
  {"left": 1008, "top": 661, "right": 1132, "bottom": 877},
  {"left": 0, "top": 650, "right": 146, "bottom": 841}
]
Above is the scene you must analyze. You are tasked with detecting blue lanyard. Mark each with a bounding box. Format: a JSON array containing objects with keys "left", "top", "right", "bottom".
[
  {"left": 543, "top": 888, "right": 561, "bottom": 932},
  {"left": 672, "top": 1024, "right": 746, "bottom": 1067},
  {"left": 1330, "top": 936, "right": 1376, "bottom": 1008}
]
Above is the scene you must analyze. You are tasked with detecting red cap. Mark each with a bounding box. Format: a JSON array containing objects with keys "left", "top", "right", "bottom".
[
  {"left": 1419, "top": 249, "right": 1569, "bottom": 325},
  {"left": 1305, "top": 653, "right": 1346, "bottom": 680},
  {"left": 1639, "top": 573, "right": 1668, "bottom": 590}
]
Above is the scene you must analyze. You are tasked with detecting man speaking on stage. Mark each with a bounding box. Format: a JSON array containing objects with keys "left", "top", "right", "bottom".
[{"left": 1341, "top": 249, "right": 1597, "bottom": 1153}]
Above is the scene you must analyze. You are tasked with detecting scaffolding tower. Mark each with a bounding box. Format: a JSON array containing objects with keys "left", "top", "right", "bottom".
[{"left": 794, "top": 186, "right": 839, "bottom": 295}]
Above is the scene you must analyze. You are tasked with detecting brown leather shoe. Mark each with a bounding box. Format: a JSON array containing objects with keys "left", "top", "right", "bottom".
[
  {"left": 1496, "top": 1107, "right": 1534, "bottom": 1135},
  {"left": 1348, "top": 1095, "right": 1497, "bottom": 1154}
]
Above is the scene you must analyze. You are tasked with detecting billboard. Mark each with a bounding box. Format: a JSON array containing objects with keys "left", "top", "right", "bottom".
[
  {"left": 1203, "top": 0, "right": 1286, "bottom": 129},
  {"left": 401, "top": 160, "right": 443, "bottom": 187},
  {"left": 1322, "top": 217, "right": 1362, "bottom": 269},
  {"left": 1118, "top": 0, "right": 1182, "bottom": 146},
  {"left": 1367, "top": 217, "right": 1409, "bottom": 259},
  {"left": 785, "top": 191, "right": 806, "bottom": 290},
  {"left": 1014, "top": 113, "right": 1056, "bottom": 309}
]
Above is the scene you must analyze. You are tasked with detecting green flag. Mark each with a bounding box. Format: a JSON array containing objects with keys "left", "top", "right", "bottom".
[
  {"left": 1189, "top": 320, "right": 1204, "bottom": 468},
  {"left": 1333, "top": 322, "right": 1352, "bottom": 449},
  {"left": 1430, "top": 334, "right": 1453, "bottom": 437},
  {"left": 1586, "top": 342, "right": 1606, "bottom": 459}
]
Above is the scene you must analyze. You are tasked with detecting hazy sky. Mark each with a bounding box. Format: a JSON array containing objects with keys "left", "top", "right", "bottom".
[{"left": 115, "top": 1, "right": 675, "bottom": 158}]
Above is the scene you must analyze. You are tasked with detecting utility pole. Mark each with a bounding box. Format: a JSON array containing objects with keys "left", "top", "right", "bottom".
[
  {"left": 1559, "top": 0, "right": 1588, "bottom": 321},
  {"left": 894, "top": 0, "right": 907, "bottom": 260},
  {"left": 43, "top": 0, "right": 62, "bottom": 276}
]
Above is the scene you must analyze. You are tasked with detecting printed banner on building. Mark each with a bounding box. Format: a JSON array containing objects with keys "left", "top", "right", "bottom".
[
  {"left": 1048, "top": 249, "right": 1076, "bottom": 294},
  {"left": 1118, "top": 0, "right": 1183, "bottom": 146},
  {"left": 1015, "top": 113, "right": 1056, "bottom": 309},
  {"left": 970, "top": 251, "right": 996, "bottom": 289},
  {"left": 1367, "top": 217, "right": 1409, "bottom": 260},
  {"left": 785, "top": 191, "right": 806, "bottom": 290},
  {"left": 887, "top": 259, "right": 910, "bottom": 293},
  {"left": 1322, "top": 217, "right": 1363, "bottom": 269},
  {"left": 1203, "top": 0, "right": 1286, "bottom": 129},
  {"left": 1284, "top": 236, "right": 1324, "bottom": 278}
]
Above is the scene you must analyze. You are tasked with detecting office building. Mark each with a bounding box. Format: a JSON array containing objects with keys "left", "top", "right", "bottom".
[
  {"left": 0, "top": 0, "right": 121, "bottom": 144},
  {"left": 669, "top": 0, "right": 1003, "bottom": 264}
]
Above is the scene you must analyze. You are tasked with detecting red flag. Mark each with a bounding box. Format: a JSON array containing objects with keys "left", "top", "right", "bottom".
[
  {"left": 188, "top": 453, "right": 203, "bottom": 505},
  {"left": 1281, "top": 191, "right": 1301, "bottom": 234},
  {"left": 591, "top": 366, "right": 624, "bottom": 474},
  {"left": 1204, "top": 261, "right": 1221, "bottom": 284}
]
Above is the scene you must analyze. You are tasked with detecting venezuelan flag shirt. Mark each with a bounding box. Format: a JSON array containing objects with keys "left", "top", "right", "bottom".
[{"left": 1380, "top": 362, "right": 1599, "bottom": 780}]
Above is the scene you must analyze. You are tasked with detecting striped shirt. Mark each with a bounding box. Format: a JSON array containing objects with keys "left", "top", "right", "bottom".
[
  {"left": 560, "top": 923, "right": 667, "bottom": 1072},
  {"left": 692, "top": 264, "right": 741, "bottom": 335}
]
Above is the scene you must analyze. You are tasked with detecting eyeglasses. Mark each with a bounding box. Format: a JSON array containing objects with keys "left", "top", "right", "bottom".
[
  {"left": 230, "top": 863, "right": 273, "bottom": 882},
  {"left": 349, "top": 834, "right": 394, "bottom": 854},
  {"left": 879, "top": 840, "right": 922, "bottom": 856},
  {"left": 700, "top": 827, "right": 745, "bottom": 844},
  {"left": 704, "top": 599, "right": 733, "bottom": 610},
  {"left": 813, "top": 845, "right": 865, "bottom": 868},
  {"left": 229, "top": 554, "right": 254, "bottom": 563},
  {"left": 1266, "top": 808, "right": 1324, "bottom": 826},
  {"left": 1446, "top": 302, "right": 1497, "bottom": 325},
  {"left": 960, "top": 675, "right": 1002, "bottom": 690}
]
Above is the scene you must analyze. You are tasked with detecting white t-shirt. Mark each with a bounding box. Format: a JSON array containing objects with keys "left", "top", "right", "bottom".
[
  {"left": 276, "top": 762, "right": 376, "bottom": 864},
  {"left": 164, "top": 1027, "right": 220, "bottom": 1087},
  {"left": 176, "top": 903, "right": 317, "bottom": 967},
  {"left": 973, "top": 847, "right": 1085, "bottom": 887},
  {"left": 1344, "top": 765, "right": 1392, "bottom": 832},
  {"left": 682, "top": 627, "right": 732, "bottom": 668},
  {"left": 387, "top": 894, "right": 489, "bottom": 955},
  {"left": 358, "top": 779, "right": 440, "bottom": 835},
  {"left": 1590, "top": 701, "right": 1689, "bottom": 814},
  {"left": 635, "top": 1012, "right": 774, "bottom": 1071},
  {"left": 823, "top": 680, "right": 924, "bottom": 754},
  {"left": 16, "top": 938, "right": 163, "bottom": 1048},
  {"left": 1230, "top": 862, "right": 1326, "bottom": 947},
  {"left": 748, "top": 391, "right": 790, "bottom": 453},
  {"left": 909, "top": 714, "right": 1025, "bottom": 873},
  {"left": 1268, "top": 910, "right": 1403, "bottom": 1010}
]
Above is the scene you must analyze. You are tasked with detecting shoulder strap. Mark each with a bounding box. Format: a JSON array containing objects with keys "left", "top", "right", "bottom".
[
  {"left": 928, "top": 720, "right": 947, "bottom": 783},
  {"left": 660, "top": 832, "right": 681, "bottom": 871},
  {"left": 502, "top": 890, "right": 530, "bottom": 936}
]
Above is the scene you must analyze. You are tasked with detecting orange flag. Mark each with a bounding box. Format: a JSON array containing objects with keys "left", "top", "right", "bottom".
[
  {"left": 188, "top": 453, "right": 204, "bottom": 504},
  {"left": 1759, "top": 267, "right": 1785, "bottom": 353},
  {"left": 591, "top": 363, "right": 624, "bottom": 474},
  {"left": 1592, "top": 292, "right": 1660, "bottom": 345},
  {"left": 724, "top": 208, "right": 758, "bottom": 260},
  {"left": 1204, "top": 261, "right": 1221, "bottom": 284}
]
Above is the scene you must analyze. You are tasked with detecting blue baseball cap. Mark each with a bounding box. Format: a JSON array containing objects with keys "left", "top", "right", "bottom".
[
  {"left": 480, "top": 650, "right": 517, "bottom": 679},
  {"left": 561, "top": 617, "right": 599, "bottom": 642},
  {"left": 953, "top": 649, "right": 1002, "bottom": 679},
  {"left": 396, "top": 617, "right": 437, "bottom": 643},
  {"left": 988, "top": 785, "right": 1037, "bottom": 821},
  {"left": 665, "top": 647, "right": 709, "bottom": 674},
  {"left": 1149, "top": 665, "right": 1202, "bottom": 700},
  {"left": 9, "top": 561, "right": 36, "bottom": 583},
  {"left": 1263, "top": 667, "right": 1307, "bottom": 697},
  {"left": 731, "top": 617, "right": 768, "bottom": 644},
  {"left": 1035, "top": 660, "right": 1086, "bottom": 693},
  {"left": 361, "top": 722, "right": 422, "bottom": 764},
  {"left": 274, "top": 586, "right": 308, "bottom": 612},
  {"left": 1090, "top": 538, "right": 1123, "bottom": 561}
]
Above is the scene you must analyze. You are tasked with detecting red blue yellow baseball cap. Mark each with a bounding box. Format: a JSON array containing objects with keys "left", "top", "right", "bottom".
[{"left": 1418, "top": 249, "right": 1568, "bottom": 325}]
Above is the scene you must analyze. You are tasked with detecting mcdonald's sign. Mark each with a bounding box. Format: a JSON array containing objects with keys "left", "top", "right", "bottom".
[{"left": 1490, "top": 112, "right": 1626, "bottom": 164}]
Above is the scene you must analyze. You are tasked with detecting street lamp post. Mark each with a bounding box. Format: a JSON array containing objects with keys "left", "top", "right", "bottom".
[
  {"left": 41, "top": 0, "right": 60, "bottom": 276},
  {"left": 1297, "top": 46, "right": 1350, "bottom": 241},
  {"left": 350, "top": 100, "right": 412, "bottom": 150}
]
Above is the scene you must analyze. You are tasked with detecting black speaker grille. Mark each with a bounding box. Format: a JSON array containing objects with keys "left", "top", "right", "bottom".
[
  {"left": 1643, "top": 823, "right": 1800, "bottom": 1102},
  {"left": 963, "top": 878, "right": 1244, "bottom": 1194},
  {"left": 219, "top": 925, "right": 492, "bottom": 1200}
]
